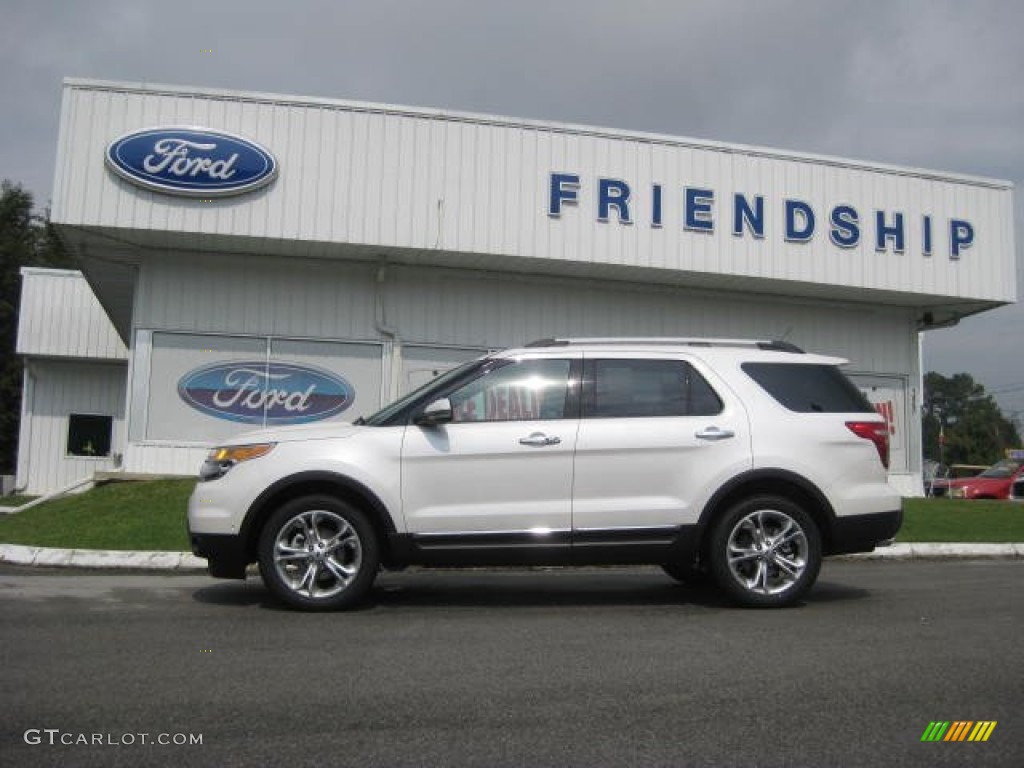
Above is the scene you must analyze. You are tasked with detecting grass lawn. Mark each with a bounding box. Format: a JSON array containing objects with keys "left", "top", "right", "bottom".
[
  {"left": 0, "top": 494, "right": 39, "bottom": 507},
  {"left": 898, "top": 497, "right": 1024, "bottom": 543},
  {"left": 0, "top": 481, "right": 1021, "bottom": 552},
  {"left": 0, "top": 479, "right": 194, "bottom": 551}
]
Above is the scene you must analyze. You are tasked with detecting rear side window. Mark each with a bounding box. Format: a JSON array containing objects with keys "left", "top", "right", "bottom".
[
  {"left": 743, "top": 363, "right": 874, "bottom": 413},
  {"left": 587, "top": 359, "right": 723, "bottom": 418}
]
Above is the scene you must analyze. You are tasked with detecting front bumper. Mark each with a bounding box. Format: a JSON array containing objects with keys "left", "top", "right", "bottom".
[
  {"left": 828, "top": 507, "right": 903, "bottom": 555},
  {"left": 187, "top": 470, "right": 261, "bottom": 579}
]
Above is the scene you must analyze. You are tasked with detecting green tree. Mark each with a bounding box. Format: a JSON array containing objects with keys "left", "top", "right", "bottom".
[
  {"left": 0, "top": 180, "right": 76, "bottom": 474},
  {"left": 922, "top": 371, "right": 1021, "bottom": 467}
]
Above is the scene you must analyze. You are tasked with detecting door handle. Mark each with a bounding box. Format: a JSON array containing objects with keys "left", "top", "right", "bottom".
[
  {"left": 696, "top": 426, "right": 735, "bottom": 441},
  {"left": 519, "top": 432, "right": 561, "bottom": 447}
]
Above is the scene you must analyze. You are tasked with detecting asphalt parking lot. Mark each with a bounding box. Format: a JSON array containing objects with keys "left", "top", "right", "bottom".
[{"left": 1, "top": 559, "right": 1021, "bottom": 767}]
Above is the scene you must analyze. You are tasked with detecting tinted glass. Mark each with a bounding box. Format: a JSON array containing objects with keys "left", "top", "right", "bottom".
[
  {"left": 449, "top": 359, "right": 572, "bottom": 422},
  {"left": 67, "top": 414, "right": 113, "bottom": 457},
  {"left": 743, "top": 363, "right": 874, "bottom": 413},
  {"left": 588, "top": 359, "right": 722, "bottom": 418}
]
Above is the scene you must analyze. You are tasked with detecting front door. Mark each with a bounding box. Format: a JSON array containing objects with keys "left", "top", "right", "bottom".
[{"left": 401, "top": 355, "right": 580, "bottom": 536}]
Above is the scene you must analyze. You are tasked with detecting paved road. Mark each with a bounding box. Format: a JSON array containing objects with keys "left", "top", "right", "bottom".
[{"left": 1, "top": 561, "right": 1021, "bottom": 768}]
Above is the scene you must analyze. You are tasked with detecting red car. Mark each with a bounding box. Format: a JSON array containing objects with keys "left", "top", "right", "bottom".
[{"left": 945, "top": 459, "right": 1024, "bottom": 500}]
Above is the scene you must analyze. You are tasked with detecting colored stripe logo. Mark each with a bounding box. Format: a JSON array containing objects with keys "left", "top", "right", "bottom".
[{"left": 921, "top": 721, "right": 997, "bottom": 742}]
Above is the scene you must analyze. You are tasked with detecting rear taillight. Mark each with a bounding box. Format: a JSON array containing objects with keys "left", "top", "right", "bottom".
[{"left": 846, "top": 421, "right": 890, "bottom": 469}]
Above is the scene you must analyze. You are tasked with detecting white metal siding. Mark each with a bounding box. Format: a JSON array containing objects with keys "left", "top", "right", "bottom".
[
  {"left": 134, "top": 252, "right": 917, "bottom": 374},
  {"left": 122, "top": 443, "right": 206, "bottom": 478},
  {"left": 384, "top": 264, "right": 918, "bottom": 374},
  {"left": 15, "top": 360, "right": 126, "bottom": 495},
  {"left": 17, "top": 269, "right": 127, "bottom": 360},
  {"left": 53, "top": 79, "right": 1015, "bottom": 307},
  {"left": 133, "top": 252, "right": 378, "bottom": 339}
]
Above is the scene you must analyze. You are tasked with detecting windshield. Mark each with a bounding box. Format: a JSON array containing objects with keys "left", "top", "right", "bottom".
[
  {"left": 361, "top": 357, "right": 489, "bottom": 426},
  {"left": 979, "top": 460, "right": 1021, "bottom": 479}
]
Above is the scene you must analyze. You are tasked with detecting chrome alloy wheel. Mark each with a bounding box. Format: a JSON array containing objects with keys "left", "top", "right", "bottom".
[
  {"left": 726, "top": 508, "right": 808, "bottom": 595},
  {"left": 272, "top": 509, "right": 363, "bottom": 600}
]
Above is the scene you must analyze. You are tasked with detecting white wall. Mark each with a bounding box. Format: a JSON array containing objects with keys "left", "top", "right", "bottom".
[
  {"left": 16, "top": 360, "right": 127, "bottom": 495},
  {"left": 133, "top": 251, "right": 919, "bottom": 370},
  {"left": 17, "top": 268, "right": 127, "bottom": 360},
  {"left": 138, "top": 250, "right": 913, "bottom": 354}
]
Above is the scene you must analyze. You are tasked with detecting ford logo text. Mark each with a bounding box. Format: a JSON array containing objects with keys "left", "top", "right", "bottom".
[
  {"left": 178, "top": 362, "right": 354, "bottom": 424},
  {"left": 105, "top": 127, "right": 277, "bottom": 197}
]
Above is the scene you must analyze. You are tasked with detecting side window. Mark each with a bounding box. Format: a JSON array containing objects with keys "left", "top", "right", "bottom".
[
  {"left": 587, "top": 359, "right": 722, "bottom": 418},
  {"left": 742, "top": 363, "right": 875, "bottom": 413},
  {"left": 67, "top": 414, "right": 113, "bottom": 457},
  {"left": 448, "top": 359, "right": 572, "bottom": 423}
]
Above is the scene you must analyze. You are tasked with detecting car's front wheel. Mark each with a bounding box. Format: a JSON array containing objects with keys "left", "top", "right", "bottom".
[
  {"left": 258, "top": 495, "right": 379, "bottom": 611},
  {"left": 708, "top": 495, "right": 821, "bottom": 608}
]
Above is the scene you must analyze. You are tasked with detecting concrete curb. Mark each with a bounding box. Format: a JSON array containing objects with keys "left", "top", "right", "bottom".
[
  {"left": 0, "top": 543, "right": 206, "bottom": 571},
  {"left": 834, "top": 543, "right": 1022, "bottom": 559},
  {"left": 0, "top": 542, "right": 1021, "bottom": 571}
]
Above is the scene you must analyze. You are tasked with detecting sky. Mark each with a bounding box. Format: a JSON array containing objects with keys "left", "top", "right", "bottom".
[{"left": 2, "top": 0, "right": 1022, "bottom": 424}]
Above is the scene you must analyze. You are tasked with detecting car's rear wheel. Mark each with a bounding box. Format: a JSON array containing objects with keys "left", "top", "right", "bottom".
[
  {"left": 709, "top": 495, "right": 821, "bottom": 608},
  {"left": 258, "top": 495, "right": 379, "bottom": 611}
]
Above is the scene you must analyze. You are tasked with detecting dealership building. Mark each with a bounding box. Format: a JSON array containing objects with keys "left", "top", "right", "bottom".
[{"left": 14, "top": 78, "right": 1017, "bottom": 497}]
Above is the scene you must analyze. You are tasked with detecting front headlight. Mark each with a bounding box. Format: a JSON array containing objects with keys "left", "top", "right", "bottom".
[{"left": 199, "top": 443, "right": 275, "bottom": 481}]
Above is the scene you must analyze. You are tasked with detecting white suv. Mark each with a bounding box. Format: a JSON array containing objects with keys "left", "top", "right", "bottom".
[{"left": 187, "top": 338, "right": 902, "bottom": 610}]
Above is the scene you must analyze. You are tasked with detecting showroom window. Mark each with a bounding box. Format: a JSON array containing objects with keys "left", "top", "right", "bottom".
[
  {"left": 67, "top": 414, "right": 113, "bottom": 457},
  {"left": 135, "top": 332, "right": 383, "bottom": 444}
]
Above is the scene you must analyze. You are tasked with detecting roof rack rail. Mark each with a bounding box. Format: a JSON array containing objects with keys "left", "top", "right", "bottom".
[
  {"left": 524, "top": 338, "right": 570, "bottom": 348},
  {"left": 524, "top": 337, "right": 804, "bottom": 353}
]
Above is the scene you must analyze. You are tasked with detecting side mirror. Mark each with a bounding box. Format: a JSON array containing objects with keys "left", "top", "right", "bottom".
[{"left": 415, "top": 397, "right": 453, "bottom": 426}]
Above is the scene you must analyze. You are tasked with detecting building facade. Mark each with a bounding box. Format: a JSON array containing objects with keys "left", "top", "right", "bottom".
[
  {"left": 18, "top": 78, "right": 1017, "bottom": 496},
  {"left": 15, "top": 268, "right": 128, "bottom": 494}
]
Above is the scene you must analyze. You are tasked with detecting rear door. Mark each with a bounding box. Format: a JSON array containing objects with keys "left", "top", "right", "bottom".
[{"left": 571, "top": 353, "right": 752, "bottom": 536}]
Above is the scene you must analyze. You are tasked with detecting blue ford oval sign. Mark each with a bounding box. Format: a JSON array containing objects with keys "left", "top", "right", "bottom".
[
  {"left": 178, "top": 361, "right": 354, "bottom": 425},
  {"left": 105, "top": 127, "right": 277, "bottom": 197}
]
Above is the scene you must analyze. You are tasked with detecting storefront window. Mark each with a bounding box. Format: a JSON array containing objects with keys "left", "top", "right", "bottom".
[{"left": 138, "top": 332, "right": 383, "bottom": 443}]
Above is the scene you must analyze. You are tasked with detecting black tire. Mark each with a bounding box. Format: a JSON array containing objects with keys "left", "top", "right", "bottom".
[
  {"left": 258, "top": 495, "right": 379, "bottom": 611},
  {"left": 708, "top": 495, "right": 822, "bottom": 608},
  {"left": 661, "top": 558, "right": 713, "bottom": 585}
]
